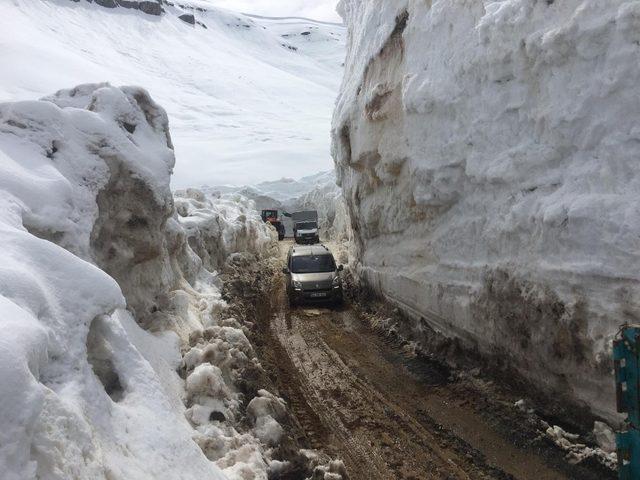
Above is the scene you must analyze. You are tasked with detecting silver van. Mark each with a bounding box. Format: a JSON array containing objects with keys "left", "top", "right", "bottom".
[{"left": 282, "top": 244, "right": 344, "bottom": 306}]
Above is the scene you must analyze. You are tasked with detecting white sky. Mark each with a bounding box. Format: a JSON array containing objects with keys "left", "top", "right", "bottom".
[{"left": 202, "top": 0, "right": 342, "bottom": 23}]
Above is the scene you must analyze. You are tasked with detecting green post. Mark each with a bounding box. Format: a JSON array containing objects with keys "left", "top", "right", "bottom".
[{"left": 614, "top": 325, "right": 640, "bottom": 479}]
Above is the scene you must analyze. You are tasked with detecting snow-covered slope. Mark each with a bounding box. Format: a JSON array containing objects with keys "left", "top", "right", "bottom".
[
  {"left": 0, "top": 83, "right": 279, "bottom": 479},
  {"left": 0, "top": 0, "right": 345, "bottom": 187},
  {"left": 332, "top": 0, "right": 640, "bottom": 421}
]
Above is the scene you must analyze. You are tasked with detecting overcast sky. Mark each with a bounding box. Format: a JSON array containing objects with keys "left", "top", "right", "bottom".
[{"left": 203, "top": 0, "right": 342, "bottom": 23}]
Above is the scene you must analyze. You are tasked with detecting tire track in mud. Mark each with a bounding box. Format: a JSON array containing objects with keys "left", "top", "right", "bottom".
[
  {"left": 259, "top": 274, "right": 391, "bottom": 477},
  {"left": 249, "top": 281, "right": 333, "bottom": 454},
  {"left": 273, "top": 306, "right": 480, "bottom": 479},
  {"left": 275, "top": 309, "right": 392, "bottom": 478},
  {"left": 253, "top": 241, "right": 609, "bottom": 480}
]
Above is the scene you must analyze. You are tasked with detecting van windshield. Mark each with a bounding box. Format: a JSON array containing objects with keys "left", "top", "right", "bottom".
[
  {"left": 291, "top": 255, "right": 335, "bottom": 273},
  {"left": 296, "top": 222, "right": 317, "bottom": 230}
]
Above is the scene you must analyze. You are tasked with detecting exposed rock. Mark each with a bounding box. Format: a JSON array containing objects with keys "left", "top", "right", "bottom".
[
  {"left": 116, "top": 0, "right": 140, "bottom": 9},
  {"left": 94, "top": 0, "right": 163, "bottom": 16},
  {"left": 94, "top": 0, "right": 117, "bottom": 8},
  {"left": 179, "top": 13, "right": 195, "bottom": 25},
  {"left": 138, "top": 0, "right": 162, "bottom": 15}
]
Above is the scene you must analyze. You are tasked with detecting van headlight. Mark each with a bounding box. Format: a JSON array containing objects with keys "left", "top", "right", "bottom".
[
  {"left": 332, "top": 276, "right": 341, "bottom": 288},
  {"left": 293, "top": 280, "right": 303, "bottom": 290}
]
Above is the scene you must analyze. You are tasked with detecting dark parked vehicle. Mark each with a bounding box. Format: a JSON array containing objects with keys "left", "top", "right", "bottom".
[
  {"left": 261, "top": 209, "right": 285, "bottom": 240},
  {"left": 282, "top": 244, "right": 343, "bottom": 306}
]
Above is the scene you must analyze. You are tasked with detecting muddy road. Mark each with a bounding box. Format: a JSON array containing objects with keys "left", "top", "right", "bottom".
[{"left": 241, "top": 241, "right": 614, "bottom": 480}]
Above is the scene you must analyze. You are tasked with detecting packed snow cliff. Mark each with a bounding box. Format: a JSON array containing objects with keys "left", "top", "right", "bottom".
[
  {"left": 0, "top": 83, "right": 295, "bottom": 479},
  {"left": 332, "top": 0, "right": 640, "bottom": 422}
]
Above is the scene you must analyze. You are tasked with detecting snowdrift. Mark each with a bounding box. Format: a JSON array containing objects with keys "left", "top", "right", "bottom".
[
  {"left": 0, "top": 83, "right": 275, "bottom": 479},
  {"left": 332, "top": 0, "right": 640, "bottom": 421}
]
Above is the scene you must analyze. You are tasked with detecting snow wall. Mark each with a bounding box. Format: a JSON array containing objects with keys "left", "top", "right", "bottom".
[
  {"left": 0, "top": 83, "right": 275, "bottom": 479},
  {"left": 332, "top": 0, "right": 640, "bottom": 421}
]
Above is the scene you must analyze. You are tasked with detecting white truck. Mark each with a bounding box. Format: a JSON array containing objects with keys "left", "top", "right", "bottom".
[{"left": 291, "top": 210, "right": 319, "bottom": 244}]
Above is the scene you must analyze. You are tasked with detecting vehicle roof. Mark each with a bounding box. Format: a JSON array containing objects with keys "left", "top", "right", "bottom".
[{"left": 289, "top": 244, "right": 333, "bottom": 257}]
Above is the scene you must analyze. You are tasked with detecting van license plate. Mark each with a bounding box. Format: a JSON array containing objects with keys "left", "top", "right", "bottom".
[{"left": 310, "top": 292, "right": 327, "bottom": 298}]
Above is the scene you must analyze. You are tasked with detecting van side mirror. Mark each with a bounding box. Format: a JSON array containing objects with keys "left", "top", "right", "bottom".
[
  {"left": 282, "top": 267, "right": 290, "bottom": 274},
  {"left": 337, "top": 265, "right": 344, "bottom": 271}
]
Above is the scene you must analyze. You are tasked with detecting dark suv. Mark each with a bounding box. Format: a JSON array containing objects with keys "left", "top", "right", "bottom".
[{"left": 282, "top": 244, "right": 344, "bottom": 306}]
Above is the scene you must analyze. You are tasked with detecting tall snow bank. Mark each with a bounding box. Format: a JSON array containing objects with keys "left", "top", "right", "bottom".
[
  {"left": 0, "top": 84, "right": 231, "bottom": 479},
  {"left": 332, "top": 0, "right": 640, "bottom": 421}
]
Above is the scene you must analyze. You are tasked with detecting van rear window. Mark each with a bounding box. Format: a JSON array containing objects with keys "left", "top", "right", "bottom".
[{"left": 291, "top": 255, "right": 335, "bottom": 273}]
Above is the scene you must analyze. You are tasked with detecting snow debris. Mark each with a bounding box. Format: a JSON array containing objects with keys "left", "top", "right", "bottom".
[
  {"left": 514, "top": 399, "right": 526, "bottom": 409},
  {"left": 332, "top": 0, "right": 640, "bottom": 421},
  {"left": 187, "top": 363, "right": 232, "bottom": 400},
  {"left": 247, "top": 390, "right": 287, "bottom": 446},
  {"left": 593, "top": 420, "right": 617, "bottom": 454},
  {"left": 183, "top": 318, "right": 294, "bottom": 477},
  {"left": 300, "top": 450, "right": 349, "bottom": 480},
  {"left": 514, "top": 399, "right": 534, "bottom": 414},
  {"left": 544, "top": 424, "right": 617, "bottom": 469},
  {"left": 253, "top": 414, "right": 285, "bottom": 448}
]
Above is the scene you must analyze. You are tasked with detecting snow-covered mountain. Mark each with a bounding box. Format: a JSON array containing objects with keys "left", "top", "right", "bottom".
[
  {"left": 206, "top": 170, "right": 336, "bottom": 202},
  {"left": 333, "top": 0, "right": 640, "bottom": 422},
  {"left": 0, "top": 0, "right": 345, "bottom": 187}
]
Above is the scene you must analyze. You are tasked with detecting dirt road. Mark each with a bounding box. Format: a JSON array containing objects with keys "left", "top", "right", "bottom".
[{"left": 249, "top": 241, "right": 613, "bottom": 480}]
